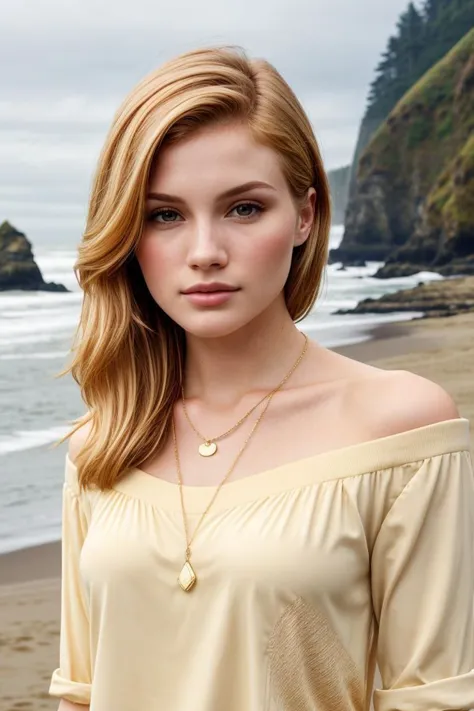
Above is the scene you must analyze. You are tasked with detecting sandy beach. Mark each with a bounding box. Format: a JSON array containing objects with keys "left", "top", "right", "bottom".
[{"left": 1, "top": 311, "right": 473, "bottom": 710}]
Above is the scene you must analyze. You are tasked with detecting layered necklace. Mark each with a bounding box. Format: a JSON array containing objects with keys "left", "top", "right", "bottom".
[{"left": 173, "top": 333, "right": 309, "bottom": 591}]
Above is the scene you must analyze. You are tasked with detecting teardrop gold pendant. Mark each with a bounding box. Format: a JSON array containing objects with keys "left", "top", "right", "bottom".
[
  {"left": 198, "top": 441, "right": 217, "bottom": 457},
  {"left": 178, "top": 560, "right": 197, "bottom": 591}
]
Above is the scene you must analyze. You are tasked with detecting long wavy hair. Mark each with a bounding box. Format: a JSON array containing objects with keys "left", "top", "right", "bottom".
[{"left": 50, "top": 44, "right": 332, "bottom": 492}]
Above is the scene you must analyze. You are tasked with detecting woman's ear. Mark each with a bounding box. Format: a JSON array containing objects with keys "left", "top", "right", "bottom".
[{"left": 293, "top": 187, "right": 317, "bottom": 248}]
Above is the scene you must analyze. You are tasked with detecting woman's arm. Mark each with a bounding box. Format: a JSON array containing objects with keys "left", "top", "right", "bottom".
[
  {"left": 371, "top": 446, "right": 474, "bottom": 710},
  {"left": 58, "top": 700, "right": 90, "bottom": 711},
  {"left": 49, "top": 435, "right": 93, "bottom": 705}
]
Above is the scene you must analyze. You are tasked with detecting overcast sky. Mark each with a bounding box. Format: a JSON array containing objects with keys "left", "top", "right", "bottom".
[{"left": 1, "top": 0, "right": 413, "bottom": 247}]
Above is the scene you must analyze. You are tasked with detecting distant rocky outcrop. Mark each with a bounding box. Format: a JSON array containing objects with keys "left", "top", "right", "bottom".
[
  {"left": 334, "top": 275, "right": 474, "bottom": 319},
  {"left": 329, "top": 28, "right": 474, "bottom": 277},
  {"left": 326, "top": 165, "right": 351, "bottom": 224},
  {"left": 0, "top": 220, "right": 69, "bottom": 292}
]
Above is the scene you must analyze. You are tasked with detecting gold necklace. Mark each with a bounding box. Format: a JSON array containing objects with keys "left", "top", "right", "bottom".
[
  {"left": 181, "top": 333, "right": 309, "bottom": 457},
  {"left": 173, "top": 333, "right": 309, "bottom": 591}
]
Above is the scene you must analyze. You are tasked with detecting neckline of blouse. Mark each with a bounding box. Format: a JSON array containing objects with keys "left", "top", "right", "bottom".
[{"left": 67, "top": 417, "right": 471, "bottom": 514}]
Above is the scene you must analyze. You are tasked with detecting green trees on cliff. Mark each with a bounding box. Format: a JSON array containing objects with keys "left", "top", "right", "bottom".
[{"left": 366, "top": 0, "right": 474, "bottom": 121}]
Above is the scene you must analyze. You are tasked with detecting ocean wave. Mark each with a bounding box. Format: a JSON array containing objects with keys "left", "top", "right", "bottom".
[
  {"left": 0, "top": 291, "right": 82, "bottom": 309},
  {"left": 0, "top": 351, "right": 69, "bottom": 360},
  {"left": 0, "top": 425, "right": 71, "bottom": 455},
  {"left": 0, "top": 312, "right": 79, "bottom": 342}
]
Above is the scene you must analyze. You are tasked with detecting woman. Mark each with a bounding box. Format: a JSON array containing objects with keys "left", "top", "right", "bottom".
[{"left": 49, "top": 45, "right": 474, "bottom": 711}]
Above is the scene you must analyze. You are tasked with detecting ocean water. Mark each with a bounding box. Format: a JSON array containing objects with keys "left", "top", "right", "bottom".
[{"left": 0, "top": 225, "right": 445, "bottom": 554}]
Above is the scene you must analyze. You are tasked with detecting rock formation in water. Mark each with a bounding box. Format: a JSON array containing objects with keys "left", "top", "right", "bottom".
[
  {"left": 0, "top": 220, "right": 69, "bottom": 292},
  {"left": 334, "top": 275, "right": 474, "bottom": 319}
]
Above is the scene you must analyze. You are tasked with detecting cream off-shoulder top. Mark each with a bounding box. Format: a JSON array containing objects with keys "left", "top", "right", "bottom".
[{"left": 49, "top": 417, "right": 474, "bottom": 711}]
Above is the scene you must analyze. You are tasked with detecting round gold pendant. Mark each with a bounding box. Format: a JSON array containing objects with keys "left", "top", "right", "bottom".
[{"left": 198, "top": 441, "right": 217, "bottom": 457}]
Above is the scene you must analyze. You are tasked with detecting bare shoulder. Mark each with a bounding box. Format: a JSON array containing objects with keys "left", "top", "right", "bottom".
[
  {"left": 347, "top": 368, "right": 461, "bottom": 439},
  {"left": 68, "top": 414, "right": 94, "bottom": 464}
]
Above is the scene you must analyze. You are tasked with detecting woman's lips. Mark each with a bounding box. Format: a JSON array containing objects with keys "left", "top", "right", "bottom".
[{"left": 182, "top": 289, "right": 239, "bottom": 306}]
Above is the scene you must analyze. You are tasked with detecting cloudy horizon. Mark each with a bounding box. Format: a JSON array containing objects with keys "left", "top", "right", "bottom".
[{"left": 1, "top": 0, "right": 412, "bottom": 247}]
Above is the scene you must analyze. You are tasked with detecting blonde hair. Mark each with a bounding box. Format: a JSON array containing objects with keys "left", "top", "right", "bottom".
[{"left": 51, "top": 44, "right": 332, "bottom": 491}]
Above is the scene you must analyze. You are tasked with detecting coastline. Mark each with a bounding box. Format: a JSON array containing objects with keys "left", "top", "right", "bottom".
[{"left": 1, "top": 310, "right": 473, "bottom": 709}]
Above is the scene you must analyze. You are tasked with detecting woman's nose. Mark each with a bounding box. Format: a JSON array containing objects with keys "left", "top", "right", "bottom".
[{"left": 186, "top": 223, "right": 228, "bottom": 270}]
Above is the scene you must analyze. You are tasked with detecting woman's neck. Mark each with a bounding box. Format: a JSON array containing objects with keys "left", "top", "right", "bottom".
[{"left": 182, "top": 305, "right": 309, "bottom": 410}]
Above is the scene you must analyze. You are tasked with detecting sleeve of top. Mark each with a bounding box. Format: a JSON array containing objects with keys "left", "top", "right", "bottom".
[
  {"left": 48, "top": 457, "right": 92, "bottom": 705},
  {"left": 371, "top": 449, "right": 474, "bottom": 711}
]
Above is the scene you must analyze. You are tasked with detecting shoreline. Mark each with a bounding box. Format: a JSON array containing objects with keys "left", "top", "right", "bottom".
[
  {"left": 2, "top": 310, "right": 473, "bottom": 589},
  {"left": 0, "top": 540, "right": 61, "bottom": 587}
]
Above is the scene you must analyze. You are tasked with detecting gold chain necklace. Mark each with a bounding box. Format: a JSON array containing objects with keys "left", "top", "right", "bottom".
[
  {"left": 181, "top": 333, "right": 309, "bottom": 457},
  {"left": 173, "top": 333, "right": 309, "bottom": 592}
]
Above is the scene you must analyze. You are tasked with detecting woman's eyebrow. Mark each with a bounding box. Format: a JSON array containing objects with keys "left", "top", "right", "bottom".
[{"left": 146, "top": 181, "right": 277, "bottom": 204}]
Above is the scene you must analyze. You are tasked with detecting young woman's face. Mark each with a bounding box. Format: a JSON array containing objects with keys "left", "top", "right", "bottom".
[{"left": 135, "top": 120, "right": 316, "bottom": 339}]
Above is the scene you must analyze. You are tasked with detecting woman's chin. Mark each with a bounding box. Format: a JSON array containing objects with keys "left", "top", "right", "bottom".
[{"left": 176, "top": 313, "right": 255, "bottom": 340}]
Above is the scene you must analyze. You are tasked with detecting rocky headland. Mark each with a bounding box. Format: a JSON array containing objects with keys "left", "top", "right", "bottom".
[
  {"left": 0, "top": 220, "right": 69, "bottom": 292},
  {"left": 330, "top": 27, "right": 474, "bottom": 320},
  {"left": 330, "top": 28, "right": 474, "bottom": 280}
]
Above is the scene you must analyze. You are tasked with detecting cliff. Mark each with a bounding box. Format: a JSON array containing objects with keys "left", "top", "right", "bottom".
[
  {"left": 345, "top": 116, "right": 384, "bottom": 207},
  {"left": 0, "top": 221, "right": 69, "bottom": 292},
  {"left": 329, "top": 28, "right": 474, "bottom": 276}
]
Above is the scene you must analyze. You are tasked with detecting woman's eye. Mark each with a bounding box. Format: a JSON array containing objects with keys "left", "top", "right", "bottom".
[
  {"left": 148, "top": 208, "right": 181, "bottom": 223},
  {"left": 230, "top": 202, "right": 264, "bottom": 219},
  {"left": 147, "top": 201, "right": 264, "bottom": 224}
]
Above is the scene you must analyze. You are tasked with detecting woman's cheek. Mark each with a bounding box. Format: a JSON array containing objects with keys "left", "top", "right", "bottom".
[
  {"left": 135, "top": 239, "right": 171, "bottom": 302},
  {"left": 138, "top": 233, "right": 175, "bottom": 276},
  {"left": 249, "top": 225, "right": 295, "bottom": 276}
]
